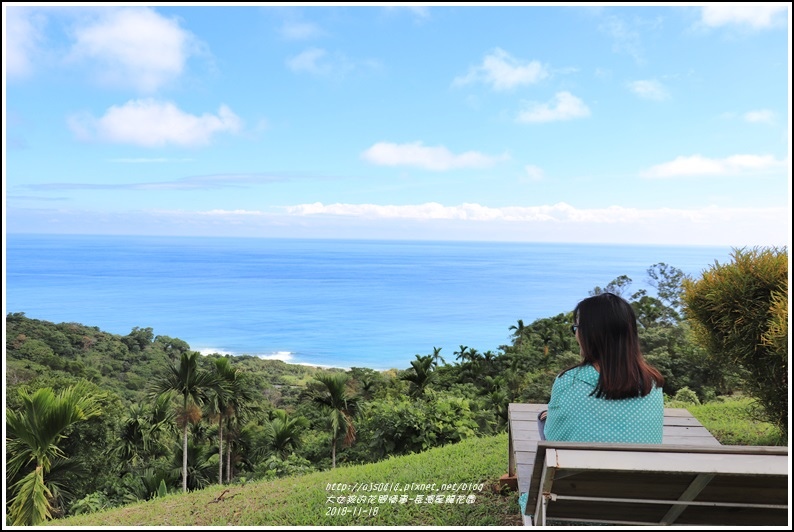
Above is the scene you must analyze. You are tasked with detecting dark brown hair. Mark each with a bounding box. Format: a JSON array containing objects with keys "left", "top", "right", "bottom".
[{"left": 565, "top": 292, "right": 664, "bottom": 399}]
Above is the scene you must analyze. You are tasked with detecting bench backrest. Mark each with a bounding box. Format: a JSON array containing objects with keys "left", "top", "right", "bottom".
[{"left": 526, "top": 441, "right": 789, "bottom": 526}]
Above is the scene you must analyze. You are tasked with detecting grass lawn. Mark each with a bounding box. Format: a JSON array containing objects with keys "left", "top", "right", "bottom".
[{"left": 54, "top": 432, "right": 522, "bottom": 527}]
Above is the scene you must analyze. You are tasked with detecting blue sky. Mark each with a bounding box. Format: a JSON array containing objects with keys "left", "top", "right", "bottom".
[{"left": 4, "top": 3, "right": 791, "bottom": 246}]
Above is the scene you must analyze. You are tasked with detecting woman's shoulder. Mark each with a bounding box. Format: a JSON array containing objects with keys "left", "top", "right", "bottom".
[
  {"left": 556, "top": 364, "right": 599, "bottom": 386},
  {"left": 557, "top": 363, "right": 598, "bottom": 379}
]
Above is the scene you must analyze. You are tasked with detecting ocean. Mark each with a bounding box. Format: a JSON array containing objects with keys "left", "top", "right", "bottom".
[{"left": 4, "top": 234, "right": 734, "bottom": 371}]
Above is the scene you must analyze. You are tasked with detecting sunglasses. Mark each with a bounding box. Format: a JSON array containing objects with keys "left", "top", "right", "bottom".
[{"left": 570, "top": 325, "right": 579, "bottom": 335}]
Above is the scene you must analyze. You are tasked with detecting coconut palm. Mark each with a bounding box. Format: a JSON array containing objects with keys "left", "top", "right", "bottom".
[
  {"left": 150, "top": 350, "right": 218, "bottom": 493},
  {"left": 304, "top": 373, "right": 359, "bottom": 468},
  {"left": 6, "top": 384, "right": 102, "bottom": 526}
]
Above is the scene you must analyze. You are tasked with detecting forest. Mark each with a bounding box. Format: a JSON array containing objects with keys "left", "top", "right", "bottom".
[{"left": 5, "top": 247, "right": 788, "bottom": 526}]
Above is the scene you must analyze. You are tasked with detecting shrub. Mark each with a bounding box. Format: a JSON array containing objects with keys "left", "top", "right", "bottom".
[
  {"left": 672, "top": 386, "right": 700, "bottom": 404},
  {"left": 681, "top": 246, "right": 787, "bottom": 435}
]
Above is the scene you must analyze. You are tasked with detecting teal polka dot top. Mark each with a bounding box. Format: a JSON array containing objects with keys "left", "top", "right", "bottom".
[{"left": 543, "top": 364, "right": 663, "bottom": 443}]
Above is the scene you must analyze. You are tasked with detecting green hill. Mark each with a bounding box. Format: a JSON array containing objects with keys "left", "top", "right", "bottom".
[{"left": 52, "top": 432, "right": 520, "bottom": 527}]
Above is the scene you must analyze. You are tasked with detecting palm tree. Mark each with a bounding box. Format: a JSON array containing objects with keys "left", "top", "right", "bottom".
[
  {"left": 114, "top": 394, "right": 174, "bottom": 469},
  {"left": 468, "top": 348, "right": 482, "bottom": 366},
  {"left": 400, "top": 354, "right": 434, "bottom": 397},
  {"left": 266, "top": 409, "right": 310, "bottom": 459},
  {"left": 206, "top": 357, "right": 238, "bottom": 484},
  {"left": 453, "top": 344, "right": 471, "bottom": 364},
  {"left": 357, "top": 374, "right": 378, "bottom": 401},
  {"left": 171, "top": 438, "right": 217, "bottom": 491},
  {"left": 218, "top": 366, "right": 255, "bottom": 484},
  {"left": 150, "top": 350, "right": 217, "bottom": 493},
  {"left": 536, "top": 322, "right": 554, "bottom": 358},
  {"left": 430, "top": 346, "right": 446, "bottom": 368},
  {"left": 304, "top": 373, "right": 359, "bottom": 468},
  {"left": 6, "top": 384, "right": 102, "bottom": 526},
  {"left": 509, "top": 319, "right": 528, "bottom": 347}
]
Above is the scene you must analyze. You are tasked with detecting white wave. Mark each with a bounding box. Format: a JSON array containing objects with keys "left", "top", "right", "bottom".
[
  {"left": 197, "top": 347, "right": 235, "bottom": 356},
  {"left": 255, "top": 351, "right": 294, "bottom": 362},
  {"left": 198, "top": 348, "right": 349, "bottom": 370},
  {"left": 293, "top": 361, "right": 350, "bottom": 371}
]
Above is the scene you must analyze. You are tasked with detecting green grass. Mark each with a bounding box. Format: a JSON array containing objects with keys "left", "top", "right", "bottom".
[
  {"left": 52, "top": 432, "right": 521, "bottom": 527},
  {"left": 668, "top": 396, "right": 787, "bottom": 446}
]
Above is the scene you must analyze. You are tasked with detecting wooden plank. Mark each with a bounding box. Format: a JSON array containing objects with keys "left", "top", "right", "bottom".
[
  {"left": 509, "top": 404, "right": 546, "bottom": 415},
  {"left": 510, "top": 411, "right": 542, "bottom": 421},
  {"left": 664, "top": 425, "right": 717, "bottom": 436},
  {"left": 664, "top": 416, "right": 708, "bottom": 427},
  {"left": 664, "top": 407, "right": 696, "bottom": 417},
  {"left": 662, "top": 435, "right": 724, "bottom": 446},
  {"left": 515, "top": 452, "right": 537, "bottom": 466},
  {"left": 512, "top": 428, "right": 542, "bottom": 440},
  {"left": 508, "top": 403, "right": 545, "bottom": 476},
  {"left": 516, "top": 464, "right": 533, "bottom": 493}
]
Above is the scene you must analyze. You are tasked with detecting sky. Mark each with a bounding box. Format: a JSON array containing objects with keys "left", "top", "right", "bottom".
[{"left": 3, "top": 3, "right": 792, "bottom": 246}]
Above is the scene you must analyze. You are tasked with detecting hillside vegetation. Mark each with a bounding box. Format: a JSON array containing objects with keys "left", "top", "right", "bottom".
[{"left": 51, "top": 433, "right": 520, "bottom": 527}]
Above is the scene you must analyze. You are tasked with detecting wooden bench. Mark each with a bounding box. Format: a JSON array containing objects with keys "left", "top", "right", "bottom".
[{"left": 507, "top": 403, "right": 789, "bottom": 526}]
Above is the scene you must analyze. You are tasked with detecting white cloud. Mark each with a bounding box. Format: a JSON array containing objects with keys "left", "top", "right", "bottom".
[
  {"left": 286, "top": 47, "right": 367, "bottom": 78},
  {"left": 641, "top": 154, "right": 786, "bottom": 178},
  {"left": 383, "top": 5, "right": 431, "bottom": 21},
  {"left": 628, "top": 80, "right": 670, "bottom": 101},
  {"left": 5, "top": 7, "right": 45, "bottom": 78},
  {"left": 523, "top": 165, "right": 545, "bottom": 181},
  {"left": 361, "top": 142, "right": 507, "bottom": 171},
  {"left": 281, "top": 202, "right": 508, "bottom": 222},
  {"left": 286, "top": 47, "right": 329, "bottom": 74},
  {"left": 280, "top": 21, "right": 323, "bottom": 40},
  {"left": 405, "top": 6, "right": 430, "bottom": 20},
  {"left": 68, "top": 99, "right": 242, "bottom": 147},
  {"left": 279, "top": 202, "right": 786, "bottom": 233},
  {"left": 67, "top": 7, "right": 199, "bottom": 92},
  {"left": 453, "top": 48, "right": 548, "bottom": 91},
  {"left": 107, "top": 158, "right": 195, "bottom": 163},
  {"left": 516, "top": 92, "right": 591, "bottom": 123},
  {"left": 285, "top": 202, "right": 549, "bottom": 221},
  {"left": 598, "top": 14, "right": 644, "bottom": 64},
  {"left": 11, "top": 204, "right": 787, "bottom": 246},
  {"left": 701, "top": 4, "right": 789, "bottom": 29},
  {"left": 744, "top": 109, "right": 775, "bottom": 124}
]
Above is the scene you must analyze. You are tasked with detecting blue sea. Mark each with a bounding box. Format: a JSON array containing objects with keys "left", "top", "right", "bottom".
[{"left": 4, "top": 234, "right": 734, "bottom": 371}]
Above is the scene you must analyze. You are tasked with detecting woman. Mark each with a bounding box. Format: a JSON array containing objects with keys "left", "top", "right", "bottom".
[
  {"left": 541, "top": 292, "right": 665, "bottom": 442},
  {"left": 520, "top": 292, "right": 666, "bottom": 519}
]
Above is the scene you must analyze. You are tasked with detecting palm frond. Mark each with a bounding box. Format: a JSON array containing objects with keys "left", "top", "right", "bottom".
[{"left": 8, "top": 466, "right": 53, "bottom": 526}]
